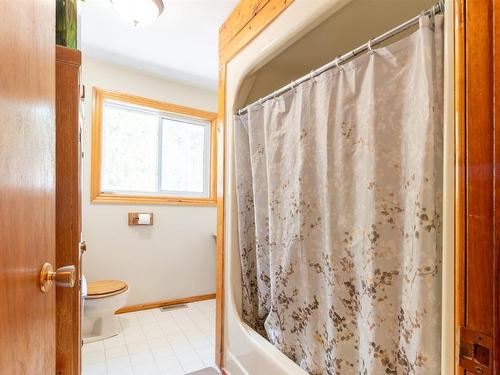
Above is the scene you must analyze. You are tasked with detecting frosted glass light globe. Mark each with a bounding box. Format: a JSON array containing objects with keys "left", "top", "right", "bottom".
[{"left": 111, "top": 0, "right": 164, "bottom": 27}]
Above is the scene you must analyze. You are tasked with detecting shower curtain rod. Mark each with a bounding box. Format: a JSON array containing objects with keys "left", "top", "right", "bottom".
[{"left": 237, "top": 0, "right": 444, "bottom": 116}]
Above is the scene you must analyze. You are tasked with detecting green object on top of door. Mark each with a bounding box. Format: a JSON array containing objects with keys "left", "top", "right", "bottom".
[{"left": 56, "top": 0, "right": 78, "bottom": 49}]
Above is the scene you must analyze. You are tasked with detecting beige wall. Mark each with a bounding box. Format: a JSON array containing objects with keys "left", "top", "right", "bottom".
[{"left": 82, "top": 57, "right": 218, "bottom": 306}]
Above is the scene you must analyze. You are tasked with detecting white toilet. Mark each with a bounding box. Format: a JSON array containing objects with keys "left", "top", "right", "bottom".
[{"left": 82, "top": 278, "right": 129, "bottom": 343}]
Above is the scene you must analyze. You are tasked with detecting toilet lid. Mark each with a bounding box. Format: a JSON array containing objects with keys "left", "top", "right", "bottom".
[{"left": 87, "top": 280, "right": 128, "bottom": 297}]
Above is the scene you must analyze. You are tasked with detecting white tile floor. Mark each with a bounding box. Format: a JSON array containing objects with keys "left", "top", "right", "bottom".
[{"left": 82, "top": 299, "right": 217, "bottom": 375}]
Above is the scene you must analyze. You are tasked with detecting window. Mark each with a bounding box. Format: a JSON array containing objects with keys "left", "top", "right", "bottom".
[{"left": 91, "top": 88, "right": 217, "bottom": 205}]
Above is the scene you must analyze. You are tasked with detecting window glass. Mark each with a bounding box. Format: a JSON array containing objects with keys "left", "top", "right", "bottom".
[
  {"left": 160, "top": 118, "right": 207, "bottom": 194},
  {"left": 101, "top": 102, "right": 159, "bottom": 193},
  {"left": 99, "top": 100, "right": 210, "bottom": 198}
]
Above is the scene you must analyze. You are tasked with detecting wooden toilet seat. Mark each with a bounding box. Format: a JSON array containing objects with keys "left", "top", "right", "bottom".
[{"left": 86, "top": 280, "right": 128, "bottom": 299}]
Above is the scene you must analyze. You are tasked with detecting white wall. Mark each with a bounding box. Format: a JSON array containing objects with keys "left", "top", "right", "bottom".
[{"left": 82, "top": 57, "right": 218, "bottom": 306}]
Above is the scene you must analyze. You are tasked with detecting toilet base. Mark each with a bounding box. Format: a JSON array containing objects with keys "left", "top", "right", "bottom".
[
  {"left": 83, "top": 287, "right": 129, "bottom": 343},
  {"left": 83, "top": 314, "right": 121, "bottom": 343}
]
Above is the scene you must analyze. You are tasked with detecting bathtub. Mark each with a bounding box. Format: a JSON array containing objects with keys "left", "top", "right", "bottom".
[{"left": 222, "top": 0, "right": 455, "bottom": 374}]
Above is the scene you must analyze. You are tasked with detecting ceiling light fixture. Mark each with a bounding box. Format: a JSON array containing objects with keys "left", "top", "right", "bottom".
[{"left": 111, "top": 0, "right": 164, "bottom": 27}]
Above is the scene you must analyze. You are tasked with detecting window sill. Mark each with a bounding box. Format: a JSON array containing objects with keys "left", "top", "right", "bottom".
[{"left": 91, "top": 193, "right": 217, "bottom": 206}]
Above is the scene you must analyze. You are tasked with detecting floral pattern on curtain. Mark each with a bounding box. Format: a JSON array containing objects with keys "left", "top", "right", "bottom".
[{"left": 234, "top": 16, "right": 444, "bottom": 375}]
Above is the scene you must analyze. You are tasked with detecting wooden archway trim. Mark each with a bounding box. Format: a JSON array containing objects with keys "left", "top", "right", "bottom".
[
  {"left": 219, "top": 0, "right": 294, "bottom": 65},
  {"left": 216, "top": 0, "right": 294, "bottom": 370}
]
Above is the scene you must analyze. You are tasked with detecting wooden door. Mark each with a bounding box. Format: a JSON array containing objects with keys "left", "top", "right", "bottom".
[
  {"left": 456, "top": 0, "right": 499, "bottom": 373},
  {"left": 56, "top": 45, "right": 82, "bottom": 375},
  {"left": 0, "top": 1, "right": 56, "bottom": 374}
]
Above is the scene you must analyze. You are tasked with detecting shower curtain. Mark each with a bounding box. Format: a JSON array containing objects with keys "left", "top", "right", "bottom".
[{"left": 234, "top": 15, "right": 443, "bottom": 375}]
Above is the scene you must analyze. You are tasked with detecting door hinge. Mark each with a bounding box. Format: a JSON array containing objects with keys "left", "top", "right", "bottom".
[{"left": 459, "top": 326, "right": 492, "bottom": 374}]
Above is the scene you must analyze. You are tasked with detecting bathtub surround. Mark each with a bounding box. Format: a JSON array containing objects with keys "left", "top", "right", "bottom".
[
  {"left": 234, "top": 16, "right": 443, "bottom": 374},
  {"left": 82, "top": 57, "right": 217, "bottom": 306}
]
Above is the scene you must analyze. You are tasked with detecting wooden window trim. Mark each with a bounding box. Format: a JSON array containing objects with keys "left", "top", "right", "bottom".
[{"left": 91, "top": 87, "right": 218, "bottom": 206}]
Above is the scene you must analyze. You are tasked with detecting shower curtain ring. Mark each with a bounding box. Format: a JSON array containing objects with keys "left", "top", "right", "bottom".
[
  {"left": 367, "top": 39, "right": 375, "bottom": 55},
  {"left": 438, "top": 0, "right": 444, "bottom": 13},
  {"left": 309, "top": 70, "right": 316, "bottom": 83},
  {"left": 335, "top": 57, "right": 343, "bottom": 71},
  {"left": 431, "top": 2, "right": 438, "bottom": 17},
  {"left": 430, "top": 7, "right": 437, "bottom": 29}
]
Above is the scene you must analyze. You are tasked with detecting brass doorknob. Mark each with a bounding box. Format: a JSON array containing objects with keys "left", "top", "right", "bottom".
[{"left": 39, "top": 263, "right": 76, "bottom": 293}]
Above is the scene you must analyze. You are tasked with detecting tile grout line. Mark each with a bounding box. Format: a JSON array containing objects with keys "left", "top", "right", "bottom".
[
  {"left": 84, "top": 302, "right": 216, "bottom": 375},
  {"left": 151, "top": 307, "right": 182, "bottom": 374},
  {"left": 164, "top": 305, "right": 205, "bottom": 373},
  {"left": 136, "top": 310, "right": 162, "bottom": 374},
  {"left": 118, "top": 313, "right": 135, "bottom": 375},
  {"left": 124, "top": 311, "right": 151, "bottom": 375},
  {"left": 103, "top": 341, "right": 109, "bottom": 375}
]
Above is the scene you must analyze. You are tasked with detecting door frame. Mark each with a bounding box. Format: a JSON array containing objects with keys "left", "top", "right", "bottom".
[
  {"left": 55, "top": 45, "right": 82, "bottom": 375},
  {"left": 454, "top": 0, "right": 499, "bottom": 373},
  {"left": 215, "top": 0, "right": 294, "bottom": 369},
  {"left": 454, "top": 0, "right": 466, "bottom": 371}
]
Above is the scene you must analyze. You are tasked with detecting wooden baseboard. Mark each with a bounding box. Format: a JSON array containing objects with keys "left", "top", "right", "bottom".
[{"left": 116, "top": 293, "right": 216, "bottom": 314}]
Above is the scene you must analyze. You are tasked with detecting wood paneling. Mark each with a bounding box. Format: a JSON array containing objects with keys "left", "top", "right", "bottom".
[
  {"left": 458, "top": 0, "right": 500, "bottom": 373},
  {"left": 116, "top": 294, "right": 216, "bottom": 314},
  {"left": 492, "top": 1, "right": 500, "bottom": 375},
  {"left": 219, "top": 0, "right": 270, "bottom": 49},
  {"left": 215, "top": 65, "right": 227, "bottom": 369},
  {"left": 454, "top": 0, "right": 466, "bottom": 374},
  {"left": 0, "top": 1, "right": 56, "bottom": 373},
  {"left": 494, "top": 1, "right": 500, "bottom": 371},
  {"left": 56, "top": 45, "right": 82, "bottom": 375},
  {"left": 465, "top": 0, "right": 494, "bottom": 333},
  {"left": 219, "top": 0, "right": 294, "bottom": 65},
  {"left": 91, "top": 88, "right": 217, "bottom": 205}
]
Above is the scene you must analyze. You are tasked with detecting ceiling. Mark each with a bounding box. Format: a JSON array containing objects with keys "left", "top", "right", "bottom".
[{"left": 81, "top": 0, "right": 238, "bottom": 91}]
